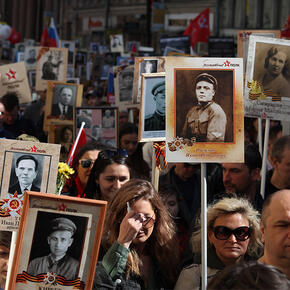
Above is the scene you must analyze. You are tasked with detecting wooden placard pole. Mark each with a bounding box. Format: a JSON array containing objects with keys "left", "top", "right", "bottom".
[
  {"left": 260, "top": 118, "right": 270, "bottom": 199},
  {"left": 201, "top": 163, "right": 207, "bottom": 290},
  {"left": 5, "top": 231, "right": 17, "bottom": 290}
]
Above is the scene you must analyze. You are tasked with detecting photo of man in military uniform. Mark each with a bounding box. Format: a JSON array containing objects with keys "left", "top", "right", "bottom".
[
  {"left": 27, "top": 217, "right": 79, "bottom": 281},
  {"left": 145, "top": 81, "right": 165, "bottom": 131},
  {"left": 181, "top": 73, "right": 227, "bottom": 142}
]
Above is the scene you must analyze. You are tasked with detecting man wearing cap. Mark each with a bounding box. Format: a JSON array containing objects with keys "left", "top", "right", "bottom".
[
  {"left": 145, "top": 81, "right": 166, "bottom": 131},
  {"left": 27, "top": 217, "right": 79, "bottom": 280},
  {"left": 181, "top": 73, "right": 227, "bottom": 142},
  {"left": 119, "top": 68, "right": 134, "bottom": 102}
]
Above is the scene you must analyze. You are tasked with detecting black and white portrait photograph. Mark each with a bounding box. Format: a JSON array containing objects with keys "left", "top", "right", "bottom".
[
  {"left": 27, "top": 211, "right": 88, "bottom": 281},
  {"left": 176, "top": 70, "right": 233, "bottom": 142},
  {"left": 28, "top": 70, "right": 36, "bottom": 89},
  {"left": 51, "top": 84, "right": 77, "bottom": 120},
  {"left": 110, "top": 34, "right": 124, "bottom": 53},
  {"left": 8, "top": 153, "right": 44, "bottom": 196},
  {"left": 102, "top": 109, "right": 115, "bottom": 129},
  {"left": 11, "top": 192, "right": 107, "bottom": 289},
  {"left": 140, "top": 59, "right": 158, "bottom": 74},
  {"left": 60, "top": 40, "right": 75, "bottom": 66},
  {"left": 77, "top": 108, "right": 92, "bottom": 128},
  {"left": 139, "top": 73, "right": 166, "bottom": 142},
  {"left": 36, "top": 47, "right": 68, "bottom": 91},
  {"left": 117, "top": 65, "right": 134, "bottom": 103},
  {"left": 24, "top": 46, "right": 37, "bottom": 70},
  {"left": 253, "top": 42, "right": 290, "bottom": 98}
]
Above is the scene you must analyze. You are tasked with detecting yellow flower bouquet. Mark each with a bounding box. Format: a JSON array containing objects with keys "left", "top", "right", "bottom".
[{"left": 56, "top": 162, "right": 75, "bottom": 194}]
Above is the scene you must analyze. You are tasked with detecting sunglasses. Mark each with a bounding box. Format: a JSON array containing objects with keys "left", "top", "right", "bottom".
[
  {"left": 141, "top": 216, "right": 155, "bottom": 229},
  {"left": 79, "top": 159, "right": 95, "bottom": 168},
  {"left": 98, "top": 149, "right": 128, "bottom": 160},
  {"left": 213, "top": 226, "right": 251, "bottom": 241}
]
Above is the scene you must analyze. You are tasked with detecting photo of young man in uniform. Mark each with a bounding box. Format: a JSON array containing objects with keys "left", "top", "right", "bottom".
[
  {"left": 27, "top": 215, "right": 85, "bottom": 281},
  {"left": 176, "top": 71, "right": 233, "bottom": 142}
]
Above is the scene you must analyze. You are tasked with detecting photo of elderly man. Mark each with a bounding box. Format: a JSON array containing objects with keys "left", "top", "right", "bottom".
[
  {"left": 27, "top": 217, "right": 79, "bottom": 281},
  {"left": 8, "top": 154, "right": 41, "bottom": 196}
]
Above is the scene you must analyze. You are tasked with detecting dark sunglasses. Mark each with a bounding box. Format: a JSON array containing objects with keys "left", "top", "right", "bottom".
[
  {"left": 79, "top": 159, "right": 95, "bottom": 168},
  {"left": 98, "top": 149, "right": 128, "bottom": 160},
  {"left": 141, "top": 216, "right": 155, "bottom": 229},
  {"left": 213, "top": 226, "right": 252, "bottom": 241}
]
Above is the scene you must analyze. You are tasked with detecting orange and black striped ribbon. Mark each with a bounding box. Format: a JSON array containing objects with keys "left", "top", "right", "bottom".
[{"left": 153, "top": 141, "right": 167, "bottom": 170}]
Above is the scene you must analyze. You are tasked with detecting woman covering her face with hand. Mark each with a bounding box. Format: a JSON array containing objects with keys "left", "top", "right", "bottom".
[
  {"left": 84, "top": 149, "right": 131, "bottom": 201},
  {"left": 93, "top": 179, "right": 179, "bottom": 290},
  {"left": 174, "top": 197, "right": 263, "bottom": 290}
]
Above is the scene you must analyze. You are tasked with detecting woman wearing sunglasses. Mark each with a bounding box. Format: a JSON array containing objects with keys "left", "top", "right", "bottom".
[
  {"left": 62, "top": 141, "right": 107, "bottom": 197},
  {"left": 84, "top": 149, "right": 131, "bottom": 201},
  {"left": 174, "top": 197, "right": 262, "bottom": 290},
  {"left": 93, "top": 179, "right": 179, "bottom": 289}
]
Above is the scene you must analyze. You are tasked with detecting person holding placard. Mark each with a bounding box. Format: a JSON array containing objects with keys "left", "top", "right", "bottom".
[{"left": 181, "top": 73, "right": 227, "bottom": 142}]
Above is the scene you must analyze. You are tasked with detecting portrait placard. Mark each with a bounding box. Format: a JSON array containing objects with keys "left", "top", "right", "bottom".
[
  {"left": 24, "top": 46, "right": 38, "bottom": 70},
  {"left": 245, "top": 36, "right": 290, "bottom": 120},
  {"left": 9, "top": 192, "right": 107, "bottom": 290},
  {"left": 165, "top": 57, "right": 244, "bottom": 163},
  {"left": 110, "top": 34, "right": 124, "bottom": 53},
  {"left": 132, "top": 57, "right": 165, "bottom": 103},
  {"left": 76, "top": 107, "right": 118, "bottom": 147},
  {"left": 36, "top": 47, "right": 68, "bottom": 91},
  {"left": 60, "top": 40, "right": 76, "bottom": 67},
  {"left": 28, "top": 69, "right": 36, "bottom": 89},
  {"left": 237, "top": 30, "right": 280, "bottom": 74},
  {"left": 44, "top": 81, "right": 83, "bottom": 130},
  {"left": 0, "top": 62, "right": 32, "bottom": 104},
  {"left": 48, "top": 124, "right": 74, "bottom": 162},
  {"left": 139, "top": 73, "right": 166, "bottom": 142},
  {"left": 0, "top": 139, "right": 60, "bottom": 231},
  {"left": 114, "top": 65, "right": 134, "bottom": 106}
]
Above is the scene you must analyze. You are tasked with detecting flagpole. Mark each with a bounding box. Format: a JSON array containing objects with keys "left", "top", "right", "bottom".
[{"left": 67, "top": 122, "right": 85, "bottom": 166}]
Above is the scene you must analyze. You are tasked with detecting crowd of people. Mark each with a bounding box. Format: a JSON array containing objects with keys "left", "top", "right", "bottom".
[{"left": 0, "top": 59, "right": 289, "bottom": 290}]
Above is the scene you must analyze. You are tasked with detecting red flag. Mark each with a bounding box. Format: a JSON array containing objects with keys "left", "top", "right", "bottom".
[
  {"left": 8, "top": 27, "right": 21, "bottom": 44},
  {"left": 184, "top": 8, "right": 210, "bottom": 48},
  {"left": 40, "top": 26, "right": 50, "bottom": 46},
  {"left": 67, "top": 128, "right": 87, "bottom": 167},
  {"left": 281, "top": 16, "right": 290, "bottom": 38}
]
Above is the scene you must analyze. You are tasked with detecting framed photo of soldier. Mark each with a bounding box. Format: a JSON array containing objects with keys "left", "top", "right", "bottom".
[
  {"left": 0, "top": 62, "right": 32, "bottom": 104},
  {"left": 110, "top": 34, "right": 124, "bottom": 53},
  {"left": 75, "top": 107, "right": 118, "bottom": 147},
  {"left": 24, "top": 46, "right": 38, "bottom": 70},
  {"left": 48, "top": 124, "right": 74, "bottom": 162},
  {"left": 36, "top": 47, "right": 68, "bottom": 91},
  {"left": 44, "top": 81, "right": 83, "bottom": 130},
  {"left": 245, "top": 35, "right": 290, "bottom": 121},
  {"left": 139, "top": 72, "right": 166, "bottom": 142},
  {"left": 9, "top": 192, "right": 107, "bottom": 289},
  {"left": 132, "top": 56, "right": 165, "bottom": 103},
  {"left": 237, "top": 30, "right": 280, "bottom": 74},
  {"left": 60, "top": 40, "right": 75, "bottom": 67},
  {"left": 165, "top": 57, "right": 244, "bottom": 163},
  {"left": 114, "top": 65, "right": 134, "bottom": 106},
  {"left": 0, "top": 139, "right": 60, "bottom": 231}
]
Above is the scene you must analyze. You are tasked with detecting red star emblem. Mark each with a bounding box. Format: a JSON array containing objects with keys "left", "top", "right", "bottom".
[
  {"left": 5, "top": 69, "right": 16, "bottom": 80},
  {"left": 224, "top": 60, "right": 230, "bottom": 67},
  {"left": 58, "top": 203, "right": 67, "bottom": 211},
  {"left": 3, "top": 192, "right": 23, "bottom": 216},
  {"left": 31, "top": 145, "right": 37, "bottom": 152}
]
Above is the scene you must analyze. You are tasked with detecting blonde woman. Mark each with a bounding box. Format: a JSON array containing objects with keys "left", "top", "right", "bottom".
[{"left": 174, "top": 197, "right": 263, "bottom": 290}]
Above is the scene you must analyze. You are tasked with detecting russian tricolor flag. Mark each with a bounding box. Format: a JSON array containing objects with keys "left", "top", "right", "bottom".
[{"left": 48, "top": 17, "right": 59, "bottom": 47}]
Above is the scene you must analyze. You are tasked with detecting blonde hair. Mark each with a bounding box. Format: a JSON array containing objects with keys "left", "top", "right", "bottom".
[
  {"left": 191, "top": 197, "right": 263, "bottom": 257},
  {"left": 104, "top": 179, "right": 179, "bottom": 282}
]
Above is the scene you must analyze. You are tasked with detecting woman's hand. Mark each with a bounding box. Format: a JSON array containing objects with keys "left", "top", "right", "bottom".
[{"left": 117, "top": 210, "right": 143, "bottom": 248}]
